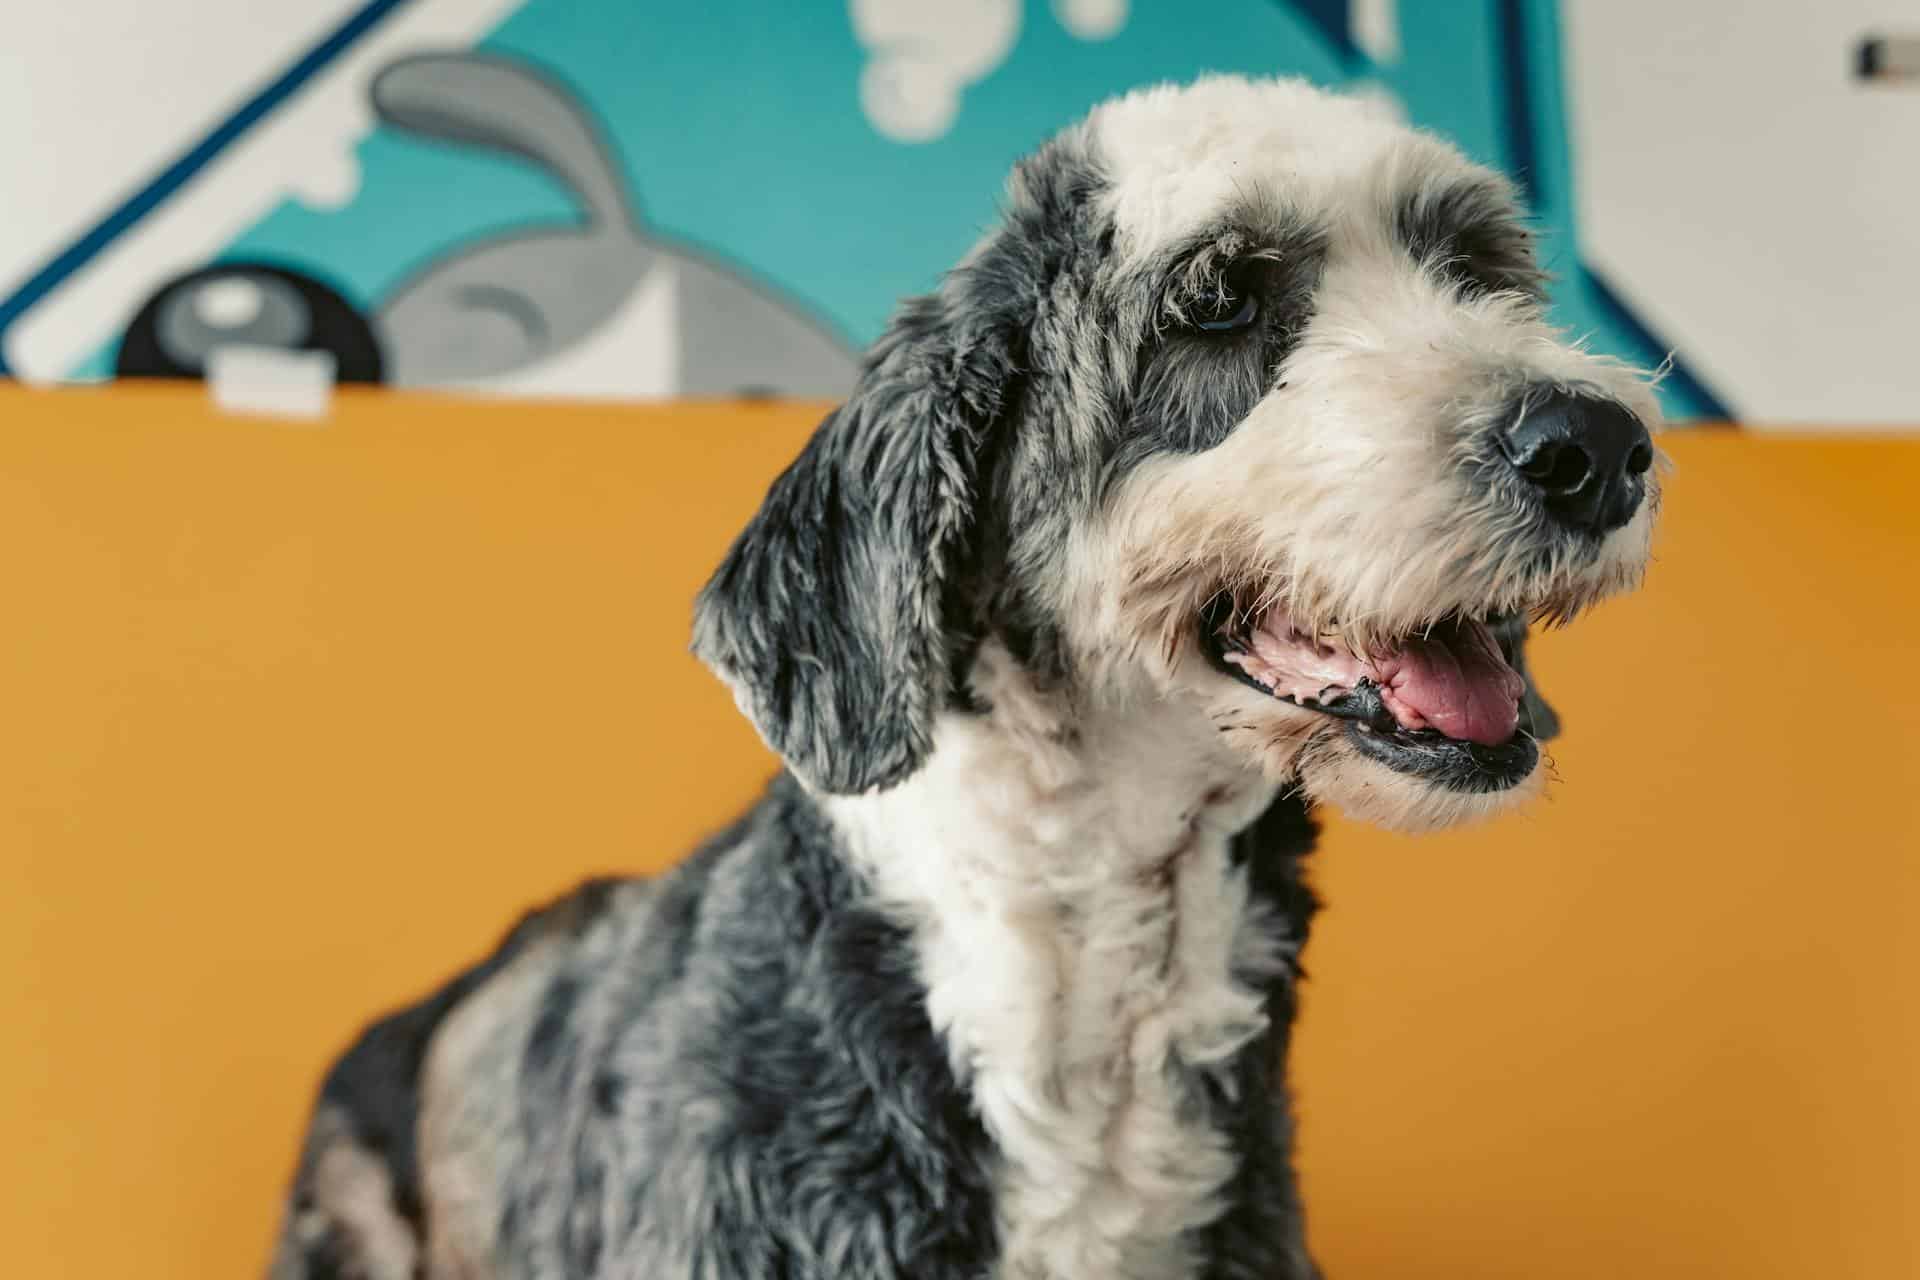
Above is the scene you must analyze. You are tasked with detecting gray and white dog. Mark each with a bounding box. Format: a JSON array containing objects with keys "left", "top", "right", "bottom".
[{"left": 272, "top": 76, "right": 1660, "bottom": 1280}]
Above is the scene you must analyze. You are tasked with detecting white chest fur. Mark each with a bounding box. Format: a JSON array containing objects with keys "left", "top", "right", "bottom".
[{"left": 825, "top": 648, "right": 1296, "bottom": 1280}]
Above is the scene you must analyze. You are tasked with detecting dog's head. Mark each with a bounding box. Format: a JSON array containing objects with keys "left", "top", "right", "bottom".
[{"left": 694, "top": 76, "right": 1661, "bottom": 832}]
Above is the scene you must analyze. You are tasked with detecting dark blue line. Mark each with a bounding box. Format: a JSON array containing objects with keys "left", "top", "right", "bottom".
[
  {"left": 1581, "top": 266, "right": 1734, "bottom": 421},
  {"left": 1494, "top": 0, "right": 1542, "bottom": 207},
  {"left": 1283, "top": 0, "right": 1359, "bottom": 67},
  {"left": 0, "top": 0, "right": 411, "bottom": 378}
]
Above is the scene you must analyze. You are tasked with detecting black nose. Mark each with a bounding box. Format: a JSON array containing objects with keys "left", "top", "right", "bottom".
[{"left": 1499, "top": 392, "right": 1654, "bottom": 536}]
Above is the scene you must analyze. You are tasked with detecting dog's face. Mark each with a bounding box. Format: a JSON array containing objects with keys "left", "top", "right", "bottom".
[{"left": 695, "top": 76, "right": 1661, "bottom": 832}]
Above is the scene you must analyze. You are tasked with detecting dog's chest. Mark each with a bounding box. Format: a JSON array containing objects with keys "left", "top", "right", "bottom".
[{"left": 830, "top": 696, "right": 1292, "bottom": 1280}]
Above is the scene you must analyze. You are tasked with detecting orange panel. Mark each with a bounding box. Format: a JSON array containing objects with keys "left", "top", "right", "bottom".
[
  {"left": 1296, "top": 435, "right": 1920, "bottom": 1277},
  {"left": 1, "top": 383, "right": 1914, "bottom": 1278}
]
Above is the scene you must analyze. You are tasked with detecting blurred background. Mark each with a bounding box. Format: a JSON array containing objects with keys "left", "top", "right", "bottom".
[{"left": 2, "top": 2, "right": 1916, "bottom": 1277}]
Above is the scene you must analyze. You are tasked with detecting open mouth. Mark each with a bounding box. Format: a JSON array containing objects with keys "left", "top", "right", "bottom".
[{"left": 1200, "top": 594, "right": 1541, "bottom": 792}]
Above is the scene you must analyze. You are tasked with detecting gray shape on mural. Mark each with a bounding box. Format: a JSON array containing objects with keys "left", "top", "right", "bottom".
[{"left": 370, "top": 51, "right": 859, "bottom": 398}]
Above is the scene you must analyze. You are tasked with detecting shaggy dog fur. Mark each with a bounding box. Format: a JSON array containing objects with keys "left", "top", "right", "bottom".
[{"left": 270, "top": 76, "right": 1660, "bottom": 1280}]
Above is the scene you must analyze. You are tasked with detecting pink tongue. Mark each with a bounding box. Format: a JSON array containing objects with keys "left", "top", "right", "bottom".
[{"left": 1378, "top": 621, "right": 1525, "bottom": 746}]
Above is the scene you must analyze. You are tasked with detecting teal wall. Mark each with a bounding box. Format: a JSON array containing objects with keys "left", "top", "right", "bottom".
[{"left": 35, "top": 1, "right": 1716, "bottom": 417}]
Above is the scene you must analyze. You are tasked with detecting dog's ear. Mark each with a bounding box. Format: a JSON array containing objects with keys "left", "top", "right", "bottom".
[{"left": 691, "top": 266, "right": 1033, "bottom": 794}]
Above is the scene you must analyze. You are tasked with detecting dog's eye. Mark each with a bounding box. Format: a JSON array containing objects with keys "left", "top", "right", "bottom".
[
  {"left": 1193, "top": 286, "right": 1259, "bottom": 332},
  {"left": 1167, "top": 256, "right": 1271, "bottom": 336}
]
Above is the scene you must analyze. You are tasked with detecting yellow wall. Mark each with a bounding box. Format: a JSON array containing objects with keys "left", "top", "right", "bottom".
[{"left": 2, "top": 384, "right": 1914, "bottom": 1277}]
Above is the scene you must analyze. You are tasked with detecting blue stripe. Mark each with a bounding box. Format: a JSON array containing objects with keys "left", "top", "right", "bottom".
[
  {"left": 1581, "top": 266, "right": 1735, "bottom": 421},
  {"left": 0, "top": 0, "right": 411, "bottom": 377},
  {"left": 1281, "top": 0, "right": 1358, "bottom": 65},
  {"left": 1494, "top": 0, "right": 1542, "bottom": 206}
]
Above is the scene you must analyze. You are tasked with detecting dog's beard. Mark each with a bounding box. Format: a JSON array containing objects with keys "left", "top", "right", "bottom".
[{"left": 1294, "top": 725, "right": 1549, "bottom": 833}]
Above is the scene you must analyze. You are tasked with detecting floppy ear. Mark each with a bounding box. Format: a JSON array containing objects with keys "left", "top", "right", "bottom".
[{"left": 691, "top": 279, "right": 1029, "bottom": 794}]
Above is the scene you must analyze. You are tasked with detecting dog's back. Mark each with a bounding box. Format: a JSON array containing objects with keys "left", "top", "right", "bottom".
[
  {"left": 267, "top": 873, "right": 632, "bottom": 1279},
  {"left": 266, "top": 781, "right": 1006, "bottom": 1279}
]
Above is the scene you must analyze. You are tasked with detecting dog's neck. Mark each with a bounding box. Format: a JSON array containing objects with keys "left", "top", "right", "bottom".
[{"left": 823, "top": 642, "right": 1299, "bottom": 1279}]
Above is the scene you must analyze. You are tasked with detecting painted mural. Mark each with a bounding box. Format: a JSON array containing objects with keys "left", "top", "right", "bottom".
[
  {"left": 111, "top": 51, "right": 861, "bottom": 399},
  {"left": 9, "top": 1, "right": 1903, "bottom": 423}
]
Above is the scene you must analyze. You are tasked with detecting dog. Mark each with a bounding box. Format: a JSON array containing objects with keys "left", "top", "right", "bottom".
[{"left": 269, "top": 74, "right": 1661, "bottom": 1280}]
